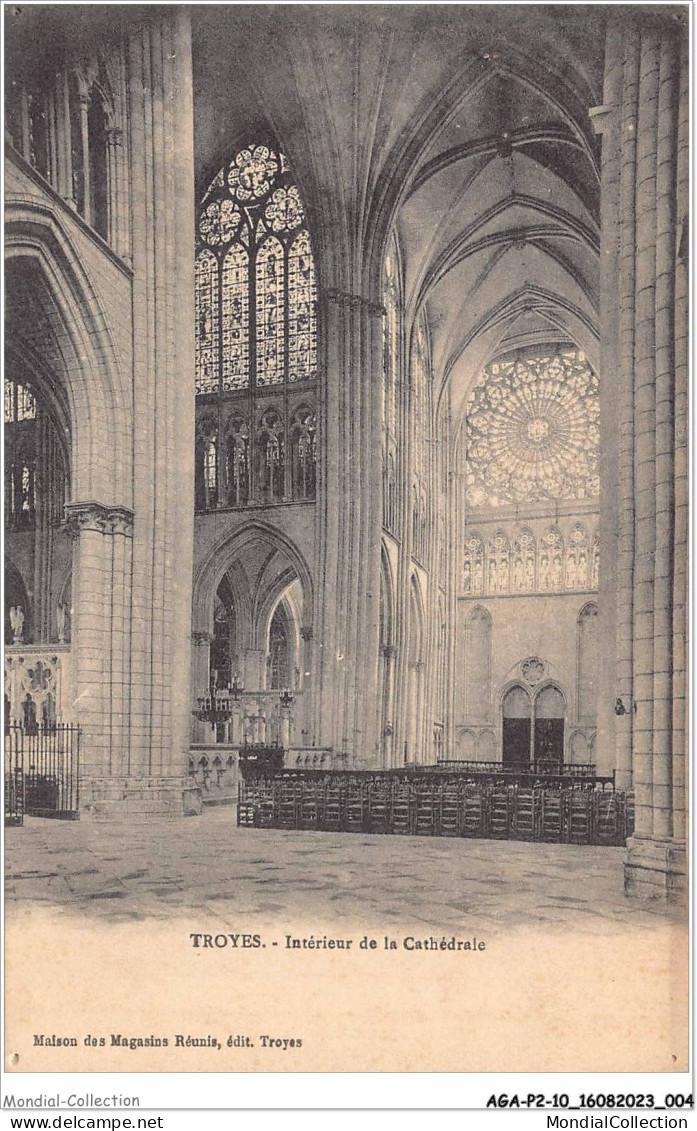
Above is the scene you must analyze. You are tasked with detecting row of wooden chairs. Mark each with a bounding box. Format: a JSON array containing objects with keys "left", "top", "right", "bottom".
[{"left": 237, "top": 779, "right": 634, "bottom": 845}]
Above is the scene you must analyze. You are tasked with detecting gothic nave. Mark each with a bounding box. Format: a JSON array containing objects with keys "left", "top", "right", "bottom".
[{"left": 4, "top": 4, "right": 689, "bottom": 905}]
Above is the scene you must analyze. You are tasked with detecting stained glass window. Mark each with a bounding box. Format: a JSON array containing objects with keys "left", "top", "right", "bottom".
[
  {"left": 195, "top": 143, "right": 317, "bottom": 394},
  {"left": 269, "top": 606, "right": 290, "bottom": 690},
  {"left": 288, "top": 232, "right": 317, "bottom": 383},
  {"left": 195, "top": 143, "right": 317, "bottom": 510},
  {"left": 465, "top": 348, "right": 600, "bottom": 508},
  {"left": 256, "top": 238, "right": 285, "bottom": 387},
  {"left": 221, "top": 246, "right": 249, "bottom": 391},
  {"left": 195, "top": 251, "right": 219, "bottom": 395}
]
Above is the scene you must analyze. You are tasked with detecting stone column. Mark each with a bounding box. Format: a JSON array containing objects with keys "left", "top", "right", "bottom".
[
  {"left": 590, "top": 18, "right": 625, "bottom": 785},
  {"left": 314, "top": 291, "right": 383, "bottom": 766},
  {"left": 104, "top": 124, "right": 123, "bottom": 251},
  {"left": 299, "top": 626, "right": 313, "bottom": 743},
  {"left": 64, "top": 501, "right": 133, "bottom": 783},
  {"left": 190, "top": 631, "right": 212, "bottom": 743},
  {"left": 122, "top": 9, "right": 197, "bottom": 815},
  {"left": 33, "top": 410, "right": 54, "bottom": 643},
  {"left": 599, "top": 14, "right": 688, "bottom": 902}
]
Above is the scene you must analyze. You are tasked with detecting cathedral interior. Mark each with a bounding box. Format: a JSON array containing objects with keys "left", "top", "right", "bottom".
[{"left": 4, "top": 4, "right": 688, "bottom": 904}]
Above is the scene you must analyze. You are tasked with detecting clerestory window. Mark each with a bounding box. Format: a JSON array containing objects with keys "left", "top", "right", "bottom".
[{"left": 194, "top": 143, "right": 318, "bottom": 508}]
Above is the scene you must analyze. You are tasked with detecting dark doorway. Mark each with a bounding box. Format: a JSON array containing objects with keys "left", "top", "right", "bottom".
[
  {"left": 533, "top": 685, "right": 565, "bottom": 768},
  {"left": 502, "top": 685, "right": 532, "bottom": 766}
]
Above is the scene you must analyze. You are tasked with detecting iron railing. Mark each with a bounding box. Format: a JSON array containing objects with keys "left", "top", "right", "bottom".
[{"left": 4, "top": 722, "right": 80, "bottom": 821}]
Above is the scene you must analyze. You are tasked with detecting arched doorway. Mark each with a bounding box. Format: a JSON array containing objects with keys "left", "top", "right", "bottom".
[
  {"left": 502, "top": 685, "right": 532, "bottom": 767},
  {"left": 534, "top": 685, "right": 565, "bottom": 768}
]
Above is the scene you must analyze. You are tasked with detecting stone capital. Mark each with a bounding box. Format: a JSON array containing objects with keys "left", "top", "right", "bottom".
[
  {"left": 191, "top": 631, "right": 213, "bottom": 646},
  {"left": 105, "top": 125, "right": 123, "bottom": 147},
  {"left": 63, "top": 501, "right": 134, "bottom": 539},
  {"left": 324, "top": 289, "right": 385, "bottom": 318},
  {"left": 588, "top": 104, "right": 613, "bottom": 136}
]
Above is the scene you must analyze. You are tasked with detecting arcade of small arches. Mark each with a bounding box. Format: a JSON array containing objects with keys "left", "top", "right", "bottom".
[{"left": 3, "top": 6, "right": 687, "bottom": 902}]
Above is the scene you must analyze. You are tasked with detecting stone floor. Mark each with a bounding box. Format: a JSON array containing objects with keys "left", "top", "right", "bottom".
[{"left": 4, "top": 806, "right": 678, "bottom": 934}]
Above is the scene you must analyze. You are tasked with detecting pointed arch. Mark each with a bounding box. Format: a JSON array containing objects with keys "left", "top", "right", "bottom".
[
  {"left": 5, "top": 201, "right": 130, "bottom": 505},
  {"left": 192, "top": 519, "right": 314, "bottom": 638}
]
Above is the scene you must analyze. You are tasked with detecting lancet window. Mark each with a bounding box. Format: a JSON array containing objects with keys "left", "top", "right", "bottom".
[{"left": 5, "top": 379, "right": 67, "bottom": 531}]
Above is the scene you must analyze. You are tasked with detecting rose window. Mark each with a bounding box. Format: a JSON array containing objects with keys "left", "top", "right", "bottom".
[
  {"left": 265, "top": 186, "right": 304, "bottom": 232},
  {"left": 465, "top": 349, "right": 600, "bottom": 507}
]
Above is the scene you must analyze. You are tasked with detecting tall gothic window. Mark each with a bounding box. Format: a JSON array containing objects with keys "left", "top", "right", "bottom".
[
  {"left": 5, "top": 379, "right": 67, "bottom": 532},
  {"left": 194, "top": 143, "right": 318, "bottom": 510},
  {"left": 268, "top": 606, "right": 290, "bottom": 690}
]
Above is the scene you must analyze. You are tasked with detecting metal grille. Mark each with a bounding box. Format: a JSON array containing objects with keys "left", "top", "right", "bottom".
[{"left": 4, "top": 723, "right": 80, "bottom": 821}]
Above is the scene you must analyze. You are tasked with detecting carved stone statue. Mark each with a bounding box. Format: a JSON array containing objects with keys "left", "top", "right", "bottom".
[
  {"left": 56, "top": 603, "right": 67, "bottom": 643},
  {"left": 9, "top": 606, "right": 24, "bottom": 644}
]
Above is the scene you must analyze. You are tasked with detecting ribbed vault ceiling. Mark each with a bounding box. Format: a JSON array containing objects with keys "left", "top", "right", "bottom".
[{"left": 192, "top": 6, "right": 604, "bottom": 422}]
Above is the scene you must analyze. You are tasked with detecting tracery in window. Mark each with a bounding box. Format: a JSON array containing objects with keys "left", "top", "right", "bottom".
[
  {"left": 221, "top": 246, "right": 248, "bottom": 391},
  {"left": 195, "top": 142, "right": 317, "bottom": 395},
  {"left": 268, "top": 605, "right": 290, "bottom": 690},
  {"left": 465, "top": 348, "right": 600, "bottom": 508},
  {"left": 195, "top": 251, "right": 219, "bottom": 395},
  {"left": 256, "top": 237, "right": 285, "bottom": 386},
  {"left": 195, "top": 143, "right": 318, "bottom": 510},
  {"left": 288, "top": 231, "right": 317, "bottom": 383}
]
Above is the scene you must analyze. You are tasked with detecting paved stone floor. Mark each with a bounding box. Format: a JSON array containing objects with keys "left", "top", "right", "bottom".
[{"left": 4, "top": 806, "right": 677, "bottom": 933}]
